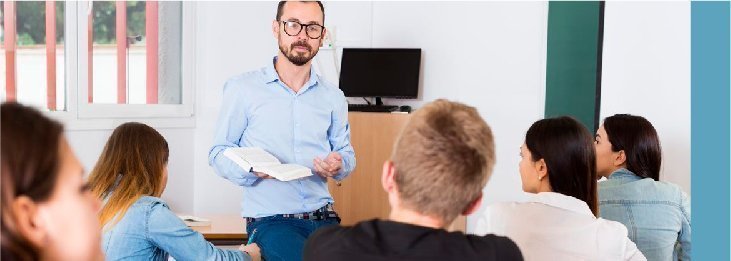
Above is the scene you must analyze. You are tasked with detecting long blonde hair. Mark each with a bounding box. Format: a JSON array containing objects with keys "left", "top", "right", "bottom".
[{"left": 88, "top": 122, "right": 169, "bottom": 228}]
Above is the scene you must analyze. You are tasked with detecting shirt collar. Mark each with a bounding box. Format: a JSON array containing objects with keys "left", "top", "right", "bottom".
[
  {"left": 263, "top": 58, "right": 279, "bottom": 83},
  {"left": 606, "top": 168, "right": 642, "bottom": 181},
  {"left": 264, "top": 56, "right": 320, "bottom": 93},
  {"left": 529, "top": 192, "right": 595, "bottom": 217}
]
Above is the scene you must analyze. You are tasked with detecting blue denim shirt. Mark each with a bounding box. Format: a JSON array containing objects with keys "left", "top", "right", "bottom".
[
  {"left": 599, "top": 168, "right": 691, "bottom": 261},
  {"left": 102, "top": 196, "right": 250, "bottom": 261},
  {"left": 208, "top": 57, "right": 355, "bottom": 218}
]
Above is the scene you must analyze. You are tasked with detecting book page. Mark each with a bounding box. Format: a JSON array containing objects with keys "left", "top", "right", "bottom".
[
  {"left": 254, "top": 164, "right": 313, "bottom": 182},
  {"left": 236, "top": 148, "right": 281, "bottom": 166},
  {"left": 223, "top": 147, "right": 281, "bottom": 172}
]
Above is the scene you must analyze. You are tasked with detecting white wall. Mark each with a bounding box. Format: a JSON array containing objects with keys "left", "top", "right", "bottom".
[
  {"left": 601, "top": 1, "right": 690, "bottom": 194},
  {"left": 369, "top": 1, "right": 548, "bottom": 231},
  {"left": 192, "top": 2, "right": 548, "bottom": 234}
]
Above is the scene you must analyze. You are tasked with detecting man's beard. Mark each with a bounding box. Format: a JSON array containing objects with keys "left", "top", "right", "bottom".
[{"left": 279, "top": 40, "right": 319, "bottom": 66}]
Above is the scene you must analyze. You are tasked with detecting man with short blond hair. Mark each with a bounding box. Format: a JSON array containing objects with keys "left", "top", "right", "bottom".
[{"left": 304, "top": 99, "right": 523, "bottom": 261}]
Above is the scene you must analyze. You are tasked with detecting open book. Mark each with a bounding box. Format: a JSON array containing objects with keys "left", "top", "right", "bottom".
[{"left": 223, "top": 147, "right": 313, "bottom": 182}]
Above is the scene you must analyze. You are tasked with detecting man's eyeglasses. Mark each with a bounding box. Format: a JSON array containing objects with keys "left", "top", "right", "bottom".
[{"left": 280, "top": 20, "right": 325, "bottom": 39}]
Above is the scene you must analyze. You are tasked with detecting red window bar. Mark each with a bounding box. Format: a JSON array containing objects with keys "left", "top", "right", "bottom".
[
  {"left": 87, "top": 1, "right": 159, "bottom": 105},
  {"left": 4, "top": 2, "right": 59, "bottom": 109},
  {"left": 146, "top": 1, "right": 158, "bottom": 104},
  {"left": 4, "top": 1, "right": 16, "bottom": 102},
  {"left": 116, "top": 1, "right": 126, "bottom": 104},
  {"left": 88, "top": 7, "right": 93, "bottom": 103},
  {"left": 46, "top": 1, "right": 57, "bottom": 110}
]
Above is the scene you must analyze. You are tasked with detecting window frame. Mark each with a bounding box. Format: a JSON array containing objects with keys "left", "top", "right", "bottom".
[{"left": 39, "top": 1, "right": 196, "bottom": 130}]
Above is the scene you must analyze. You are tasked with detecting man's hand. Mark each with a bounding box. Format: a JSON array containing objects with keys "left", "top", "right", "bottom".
[
  {"left": 253, "top": 172, "right": 273, "bottom": 179},
  {"left": 313, "top": 152, "right": 342, "bottom": 178},
  {"left": 239, "top": 243, "right": 261, "bottom": 261}
]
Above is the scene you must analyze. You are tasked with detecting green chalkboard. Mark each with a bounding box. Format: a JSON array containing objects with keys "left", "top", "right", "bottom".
[{"left": 545, "top": 1, "right": 604, "bottom": 133}]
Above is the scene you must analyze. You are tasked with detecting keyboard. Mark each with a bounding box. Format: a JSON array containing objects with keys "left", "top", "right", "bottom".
[{"left": 348, "top": 104, "right": 399, "bottom": 112}]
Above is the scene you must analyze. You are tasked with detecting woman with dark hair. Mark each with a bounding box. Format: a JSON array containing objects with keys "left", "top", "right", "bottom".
[
  {"left": 596, "top": 114, "right": 691, "bottom": 260},
  {"left": 89, "top": 122, "right": 260, "bottom": 261},
  {"left": 476, "top": 116, "right": 645, "bottom": 261},
  {"left": 1, "top": 102, "right": 103, "bottom": 260}
]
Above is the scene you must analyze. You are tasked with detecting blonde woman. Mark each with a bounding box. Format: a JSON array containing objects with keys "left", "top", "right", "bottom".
[{"left": 89, "top": 122, "right": 259, "bottom": 261}]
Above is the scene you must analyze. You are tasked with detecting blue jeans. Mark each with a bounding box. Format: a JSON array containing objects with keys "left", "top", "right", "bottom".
[{"left": 246, "top": 216, "right": 339, "bottom": 261}]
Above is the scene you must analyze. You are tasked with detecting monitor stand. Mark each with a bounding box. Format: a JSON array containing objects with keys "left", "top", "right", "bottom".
[
  {"left": 348, "top": 97, "right": 399, "bottom": 112},
  {"left": 375, "top": 97, "right": 384, "bottom": 106}
]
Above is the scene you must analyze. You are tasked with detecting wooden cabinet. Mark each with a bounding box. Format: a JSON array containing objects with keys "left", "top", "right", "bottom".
[{"left": 328, "top": 112, "right": 466, "bottom": 232}]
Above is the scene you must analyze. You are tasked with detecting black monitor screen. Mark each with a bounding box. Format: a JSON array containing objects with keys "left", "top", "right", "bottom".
[{"left": 339, "top": 48, "right": 421, "bottom": 98}]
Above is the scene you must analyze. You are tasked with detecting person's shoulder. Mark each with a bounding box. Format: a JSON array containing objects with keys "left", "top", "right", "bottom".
[
  {"left": 466, "top": 233, "right": 524, "bottom": 260},
  {"left": 596, "top": 217, "right": 630, "bottom": 239},
  {"left": 311, "top": 223, "right": 346, "bottom": 237},
  {"left": 654, "top": 180, "right": 685, "bottom": 195},
  {"left": 308, "top": 221, "right": 353, "bottom": 248},
  {"left": 308, "top": 220, "right": 383, "bottom": 250},
  {"left": 593, "top": 218, "right": 644, "bottom": 254},
  {"left": 478, "top": 201, "right": 525, "bottom": 222},
  {"left": 233, "top": 66, "right": 269, "bottom": 82},
  {"left": 109, "top": 196, "right": 169, "bottom": 230},
  {"left": 485, "top": 201, "right": 531, "bottom": 215},
  {"left": 132, "top": 196, "right": 172, "bottom": 219},
  {"left": 131, "top": 196, "right": 168, "bottom": 210},
  {"left": 637, "top": 179, "right": 687, "bottom": 203},
  {"left": 315, "top": 77, "right": 345, "bottom": 98},
  {"left": 223, "top": 68, "right": 270, "bottom": 91},
  {"left": 304, "top": 224, "right": 354, "bottom": 260}
]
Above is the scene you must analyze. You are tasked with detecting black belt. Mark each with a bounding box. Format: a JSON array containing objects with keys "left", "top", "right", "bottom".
[{"left": 245, "top": 203, "right": 339, "bottom": 224}]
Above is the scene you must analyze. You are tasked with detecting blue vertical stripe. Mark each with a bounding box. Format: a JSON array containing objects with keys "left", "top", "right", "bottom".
[{"left": 691, "top": 2, "right": 730, "bottom": 260}]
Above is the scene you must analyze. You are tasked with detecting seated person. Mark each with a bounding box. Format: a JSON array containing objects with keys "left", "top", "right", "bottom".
[
  {"left": 88, "top": 122, "right": 260, "bottom": 261},
  {"left": 595, "top": 114, "right": 690, "bottom": 260},
  {"left": 1, "top": 102, "right": 103, "bottom": 261},
  {"left": 475, "top": 116, "right": 646, "bottom": 261},
  {"left": 304, "top": 99, "right": 523, "bottom": 261}
]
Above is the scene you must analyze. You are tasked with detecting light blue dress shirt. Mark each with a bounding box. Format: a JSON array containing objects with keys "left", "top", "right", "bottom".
[
  {"left": 102, "top": 196, "right": 249, "bottom": 261},
  {"left": 599, "top": 168, "right": 691, "bottom": 261},
  {"left": 208, "top": 57, "right": 356, "bottom": 218}
]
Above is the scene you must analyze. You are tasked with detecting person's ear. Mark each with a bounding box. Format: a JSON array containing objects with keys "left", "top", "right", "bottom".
[
  {"left": 319, "top": 27, "right": 327, "bottom": 46},
  {"left": 462, "top": 192, "right": 483, "bottom": 216},
  {"left": 614, "top": 150, "right": 627, "bottom": 167},
  {"left": 535, "top": 158, "right": 548, "bottom": 181},
  {"left": 381, "top": 161, "right": 396, "bottom": 193},
  {"left": 11, "top": 196, "right": 47, "bottom": 246},
  {"left": 272, "top": 20, "right": 280, "bottom": 38}
]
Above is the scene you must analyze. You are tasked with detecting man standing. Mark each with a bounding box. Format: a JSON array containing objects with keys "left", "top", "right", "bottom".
[
  {"left": 208, "top": 2, "right": 355, "bottom": 260},
  {"left": 304, "top": 100, "right": 524, "bottom": 261}
]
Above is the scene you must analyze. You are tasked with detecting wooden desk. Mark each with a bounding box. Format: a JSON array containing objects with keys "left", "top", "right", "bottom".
[{"left": 189, "top": 215, "right": 247, "bottom": 245}]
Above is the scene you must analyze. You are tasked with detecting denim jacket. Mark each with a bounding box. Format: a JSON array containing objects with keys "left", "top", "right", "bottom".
[
  {"left": 102, "top": 196, "right": 250, "bottom": 261},
  {"left": 598, "top": 168, "right": 691, "bottom": 261}
]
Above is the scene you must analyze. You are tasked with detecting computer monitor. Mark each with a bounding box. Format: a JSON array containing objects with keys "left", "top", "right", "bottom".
[{"left": 338, "top": 48, "right": 421, "bottom": 99}]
